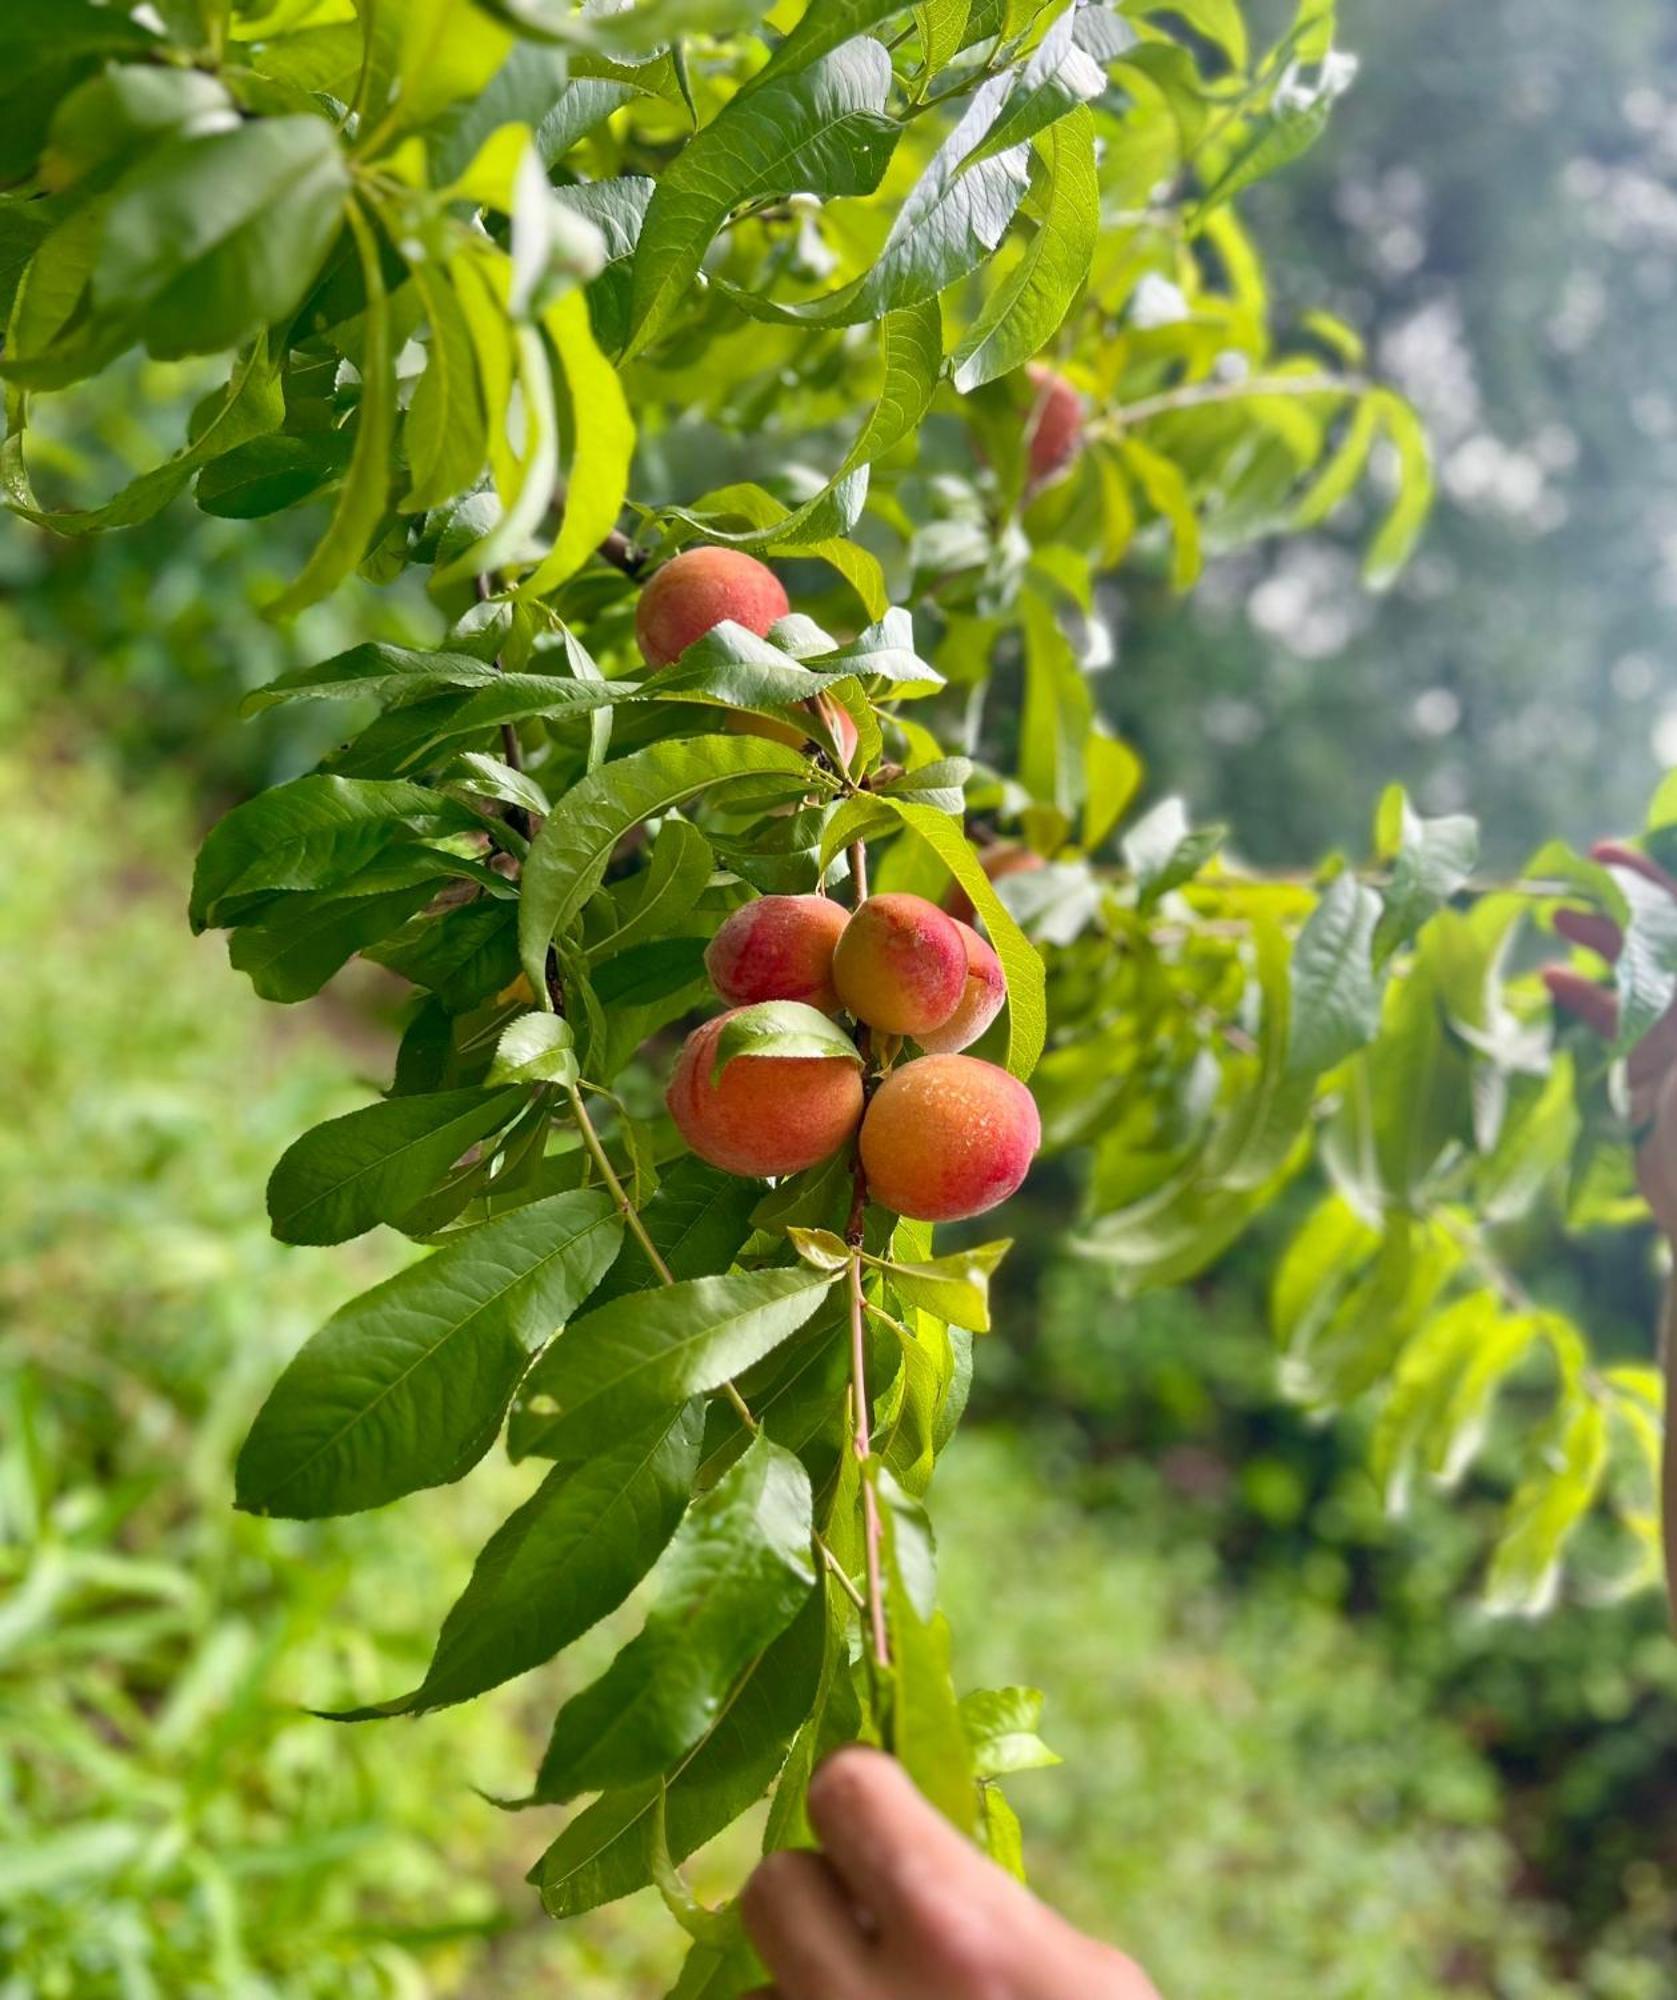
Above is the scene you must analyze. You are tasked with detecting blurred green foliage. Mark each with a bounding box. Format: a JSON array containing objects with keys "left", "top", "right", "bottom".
[
  {"left": 1113, "top": 0, "right": 1677, "bottom": 869},
  {"left": 5, "top": 627, "right": 1673, "bottom": 1993}
]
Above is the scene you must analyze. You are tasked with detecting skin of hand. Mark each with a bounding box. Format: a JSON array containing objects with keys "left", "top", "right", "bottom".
[
  {"left": 1542, "top": 839, "right": 1677, "bottom": 1235},
  {"left": 740, "top": 1748, "right": 1158, "bottom": 2000}
]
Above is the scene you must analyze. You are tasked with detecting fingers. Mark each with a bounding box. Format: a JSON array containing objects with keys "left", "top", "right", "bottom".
[
  {"left": 1542, "top": 963, "right": 1620, "bottom": 1039},
  {"left": 805, "top": 1747, "right": 993, "bottom": 1930},
  {"left": 1592, "top": 839, "right": 1677, "bottom": 900},
  {"left": 1552, "top": 906, "right": 1623, "bottom": 962},
  {"left": 741, "top": 1849, "right": 872, "bottom": 2000}
]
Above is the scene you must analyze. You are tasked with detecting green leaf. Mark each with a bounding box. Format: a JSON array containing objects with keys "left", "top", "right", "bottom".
[
  {"left": 523, "top": 1266, "right": 840, "bottom": 1458},
  {"left": 267, "top": 201, "right": 395, "bottom": 618},
  {"left": 532, "top": 1433, "right": 814, "bottom": 1802},
  {"left": 6, "top": 343, "right": 283, "bottom": 534},
  {"left": 1193, "top": 75, "right": 1335, "bottom": 219},
  {"left": 870, "top": 798, "right": 1046, "bottom": 1080},
  {"left": 196, "top": 429, "right": 355, "bottom": 520},
  {"left": 1609, "top": 863, "right": 1677, "bottom": 1056},
  {"left": 1121, "top": 796, "right": 1222, "bottom": 903},
  {"left": 331, "top": 1402, "right": 706, "bottom": 1718},
  {"left": 589, "top": 819, "right": 715, "bottom": 964},
  {"left": 1485, "top": 1396, "right": 1608, "bottom": 1617},
  {"left": 266, "top": 1086, "right": 527, "bottom": 1246},
  {"left": 964, "top": 8, "right": 1105, "bottom": 166},
  {"left": 40, "top": 63, "right": 234, "bottom": 193},
  {"left": 1119, "top": 434, "right": 1202, "bottom": 590},
  {"left": 329, "top": 670, "right": 635, "bottom": 778},
  {"left": 1371, "top": 785, "right": 1479, "bottom": 964},
  {"left": 240, "top": 642, "right": 504, "bottom": 714},
  {"left": 884, "top": 1480, "right": 975, "bottom": 1833},
  {"left": 1370, "top": 1292, "right": 1536, "bottom": 1514},
  {"left": 710, "top": 1002, "right": 863, "bottom": 1080},
  {"left": 235, "top": 1190, "right": 623, "bottom": 1518},
  {"left": 511, "top": 1161, "right": 763, "bottom": 1458},
  {"left": 880, "top": 1239, "right": 1010, "bottom": 1334},
  {"left": 627, "top": 39, "right": 899, "bottom": 355},
  {"left": 1286, "top": 871, "right": 1383, "bottom": 1076},
  {"left": 93, "top": 116, "right": 348, "bottom": 359},
  {"left": 488, "top": 1013, "right": 579, "bottom": 1087},
  {"left": 364, "top": 900, "right": 519, "bottom": 1013},
  {"left": 717, "top": 70, "right": 1031, "bottom": 329},
  {"left": 952, "top": 107, "right": 1099, "bottom": 392},
  {"left": 1364, "top": 389, "right": 1433, "bottom": 588},
  {"left": 958, "top": 1686, "right": 1062, "bottom": 1777},
  {"left": 1017, "top": 586, "right": 1092, "bottom": 835},
  {"left": 520, "top": 286, "right": 635, "bottom": 593},
  {"left": 227, "top": 882, "right": 440, "bottom": 1004},
  {"left": 403, "top": 256, "right": 489, "bottom": 513},
  {"left": 190, "top": 775, "right": 477, "bottom": 930},
  {"left": 518, "top": 734, "right": 818, "bottom": 995},
  {"left": 532, "top": 1587, "right": 826, "bottom": 1918}
]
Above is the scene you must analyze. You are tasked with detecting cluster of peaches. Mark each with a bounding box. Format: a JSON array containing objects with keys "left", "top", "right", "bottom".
[
  {"left": 667, "top": 889, "right": 1041, "bottom": 1224},
  {"left": 626, "top": 401, "right": 1081, "bottom": 1226}
]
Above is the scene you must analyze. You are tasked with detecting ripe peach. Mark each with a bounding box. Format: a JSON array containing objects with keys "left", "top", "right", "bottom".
[
  {"left": 726, "top": 694, "right": 860, "bottom": 770},
  {"left": 667, "top": 1011, "right": 863, "bottom": 1178},
  {"left": 915, "top": 922, "right": 1005, "bottom": 1054},
  {"left": 832, "top": 893, "right": 967, "bottom": 1037},
  {"left": 943, "top": 843, "right": 1045, "bottom": 927},
  {"left": 705, "top": 895, "right": 850, "bottom": 1014},
  {"left": 1025, "top": 363, "right": 1083, "bottom": 491},
  {"left": 859, "top": 1054, "right": 1040, "bottom": 1223},
  {"left": 635, "top": 547, "right": 790, "bottom": 670}
]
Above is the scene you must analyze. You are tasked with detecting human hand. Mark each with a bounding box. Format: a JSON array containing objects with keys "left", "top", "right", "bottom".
[
  {"left": 740, "top": 1748, "right": 1158, "bottom": 2000},
  {"left": 1542, "top": 839, "right": 1677, "bottom": 1234}
]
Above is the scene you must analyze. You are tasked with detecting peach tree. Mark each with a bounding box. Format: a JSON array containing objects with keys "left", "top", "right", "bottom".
[{"left": 5, "top": 0, "right": 1673, "bottom": 1988}]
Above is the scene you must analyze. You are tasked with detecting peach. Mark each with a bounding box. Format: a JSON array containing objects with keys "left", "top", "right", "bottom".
[
  {"left": 1025, "top": 363, "right": 1083, "bottom": 491},
  {"left": 667, "top": 1011, "right": 863, "bottom": 1178},
  {"left": 635, "top": 547, "right": 790, "bottom": 670},
  {"left": 943, "top": 843, "right": 1045, "bottom": 927},
  {"left": 859, "top": 1054, "right": 1040, "bottom": 1223},
  {"left": 706, "top": 895, "right": 850, "bottom": 1014},
  {"left": 832, "top": 893, "right": 967, "bottom": 1037},
  {"left": 914, "top": 922, "right": 1005, "bottom": 1054}
]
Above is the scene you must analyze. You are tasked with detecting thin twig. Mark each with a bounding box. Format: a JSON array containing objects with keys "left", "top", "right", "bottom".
[
  {"left": 1096, "top": 371, "right": 1370, "bottom": 434},
  {"left": 849, "top": 839, "right": 871, "bottom": 906},
  {"left": 567, "top": 1085, "right": 675, "bottom": 1283}
]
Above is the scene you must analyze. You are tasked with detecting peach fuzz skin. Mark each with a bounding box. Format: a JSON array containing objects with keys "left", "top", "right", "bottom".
[
  {"left": 915, "top": 920, "right": 1005, "bottom": 1054},
  {"left": 1025, "top": 362, "right": 1084, "bottom": 490},
  {"left": 667, "top": 1012, "right": 863, "bottom": 1179},
  {"left": 832, "top": 893, "right": 968, "bottom": 1037},
  {"left": 859, "top": 1054, "right": 1040, "bottom": 1223},
  {"left": 705, "top": 894, "right": 850, "bottom": 1015},
  {"left": 634, "top": 547, "right": 790, "bottom": 670}
]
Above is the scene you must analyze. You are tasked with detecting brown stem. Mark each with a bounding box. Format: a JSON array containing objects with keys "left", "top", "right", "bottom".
[
  {"left": 548, "top": 481, "right": 647, "bottom": 578},
  {"left": 849, "top": 838, "right": 870, "bottom": 906},
  {"left": 567, "top": 1084, "right": 676, "bottom": 1284}
]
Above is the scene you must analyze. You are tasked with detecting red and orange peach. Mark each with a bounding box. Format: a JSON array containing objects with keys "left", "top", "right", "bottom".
[
  {"left": 915, "top": 922, "right": 1005, "bottom": 1054},
  {"left": 667, "top": 1011, "right": 863, "bottom": 1178},
  {"left": 705, "top": 894, "right": 850, "bottom": 1015},
  {"left": 635, "top": 547, "right": 790, "bottom": 670},
  {"left": 859, "top": 1054, "right": 1040, "bottom": 1222},
  {"left": 832, "top": 893, "right": 967, "bottom": 1037}
]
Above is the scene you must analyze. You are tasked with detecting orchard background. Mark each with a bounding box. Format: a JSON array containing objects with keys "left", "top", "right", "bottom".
[{"left": 5, "top": 2, "right": 1677, "bottom": 1996}]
